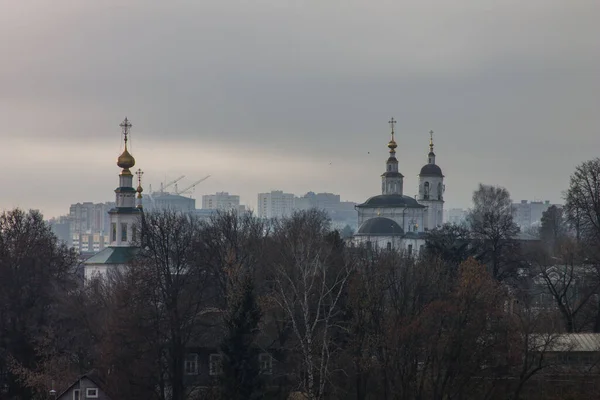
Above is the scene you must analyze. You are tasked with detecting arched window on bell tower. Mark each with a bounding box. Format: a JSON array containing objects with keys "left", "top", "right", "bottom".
[
  {"left": 424, "top": 182, "right": 430, "bottom": 200},
  {"left": 438, "top": 182, "right": 442, "bottom": 200}
]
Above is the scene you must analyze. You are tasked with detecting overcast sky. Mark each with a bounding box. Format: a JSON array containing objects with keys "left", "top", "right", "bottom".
[{"left": 1, "top": 0, "right": 599, "bottom": 218}]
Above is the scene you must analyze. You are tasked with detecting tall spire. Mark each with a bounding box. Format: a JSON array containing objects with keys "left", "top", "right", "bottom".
[
  {"left": 381, "top": 117, "right": 403, "bottom": 195},
  {"left": 109, "top": 117, "right": 142, "bottom": 247},
  {"left": 429, "top": 130, "right": 434, "bottom": 153},
  {"left": 117, "top": 117, "right": 135, "bottom": 174},
  {"left": 136, "top": 168, "right": 144, "bottom": 209},
  {"left": 388, "top": 117, "right": 397, "bottom": 154},
  {"left": 428, "top": 130, "right": 436, "bottom": 164}
]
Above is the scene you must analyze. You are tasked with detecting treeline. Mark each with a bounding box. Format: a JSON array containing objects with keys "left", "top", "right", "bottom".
[{"left": 1, "top": 158, "right": 600, "bottom": 400}]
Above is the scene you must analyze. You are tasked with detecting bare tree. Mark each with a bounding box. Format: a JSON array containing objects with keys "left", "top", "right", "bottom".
[
  {"left": 466, "top": 184, "right": 520, "bottom": 280},
  {"left": 0, "top": 209, "right": 77, "bottom": 399},
  {"left": 530, "top": 239, "right": 599, "bottom": 333},
  {"left": 128, "top": 210, "right": 209, "bottom": 400},
  {"left": 565, "top": 158, "right": 600, "bottom": 243},
  {"left": 507, "top": 297, "right": 563, "bottom": 400},
  {"left": 269, "top": 210, "right": 352, "bottom": 400}
]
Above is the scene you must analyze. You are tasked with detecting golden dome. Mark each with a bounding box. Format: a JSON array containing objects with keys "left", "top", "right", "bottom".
[
  {"left": 388, "top": 140, "right": 397, "bottom": 150},
  {"left": 117, "top": 146, "right": 136, "bottom": 170}
]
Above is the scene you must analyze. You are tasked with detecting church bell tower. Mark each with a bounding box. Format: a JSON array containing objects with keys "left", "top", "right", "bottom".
[
  {"left": 418, "top": 130, "right": 445, "bottom": 230},
  {"left": 381, "top": 118, "right": 404, "bottom": 196},
  {"left": 108, "top": 117, "right": 143, "bottom": 246}
]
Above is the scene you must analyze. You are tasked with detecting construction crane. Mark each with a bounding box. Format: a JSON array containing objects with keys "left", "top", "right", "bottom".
[
  {"left": 159, "top": 175, "right": 185, "bottom": 194},
  {"left": 176, "top": 175, "right": 211, "bottom": 196}
]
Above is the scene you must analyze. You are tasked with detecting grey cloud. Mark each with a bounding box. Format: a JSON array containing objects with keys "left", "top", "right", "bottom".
[{"left": 1, "top": 0, "right": 599, "bottom": 217}]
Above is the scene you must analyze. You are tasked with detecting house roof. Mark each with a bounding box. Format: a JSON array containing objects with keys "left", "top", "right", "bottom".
[
  {"left": 84, "top": 246, "right": 138, "bottom": 265},
  {"left": 56, "top": 371, "right": 111, "bottom": 400},
  {"left": 531, "top": 333, "right": 600, "bottom": 353}
]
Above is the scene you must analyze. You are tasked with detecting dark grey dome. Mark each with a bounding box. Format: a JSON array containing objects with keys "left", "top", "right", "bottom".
[
  {"left": 357, "top": 217, "right": 404, "bottom": 236},
  {"left": 419, "top": 163, "right": 443, "bottom": 177},
  {"left": 357, "top": 194, "right": 424, "bottom": 209}
]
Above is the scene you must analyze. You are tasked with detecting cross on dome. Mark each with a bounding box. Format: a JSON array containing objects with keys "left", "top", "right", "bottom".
[
  {"left": 120, "top": 117, "right": 132, "bottom": 143},
  {"left": 136, "top": 168, "right": 144, "bottom": 187},
  {"left": 388, "top": 117, "right": 396, "bottom": 133},
  {"left": 429, "top": 130, "right": 435, "bottom": 153}
]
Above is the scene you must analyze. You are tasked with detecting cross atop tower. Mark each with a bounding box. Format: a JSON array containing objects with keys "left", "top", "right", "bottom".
[
  {"left": 136, "top": 168, "right": 144, "bottom": 186},
  {"left": 120, "top": 117, "right": 132, "bottom": 144},
  {"left": 388, "top": 117, "right": 396, "bottom": 133}
]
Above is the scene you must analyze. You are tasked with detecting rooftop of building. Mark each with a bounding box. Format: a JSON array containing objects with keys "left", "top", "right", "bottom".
[{"left": 356, "top": 194, "right": 425, "bottom": 209}]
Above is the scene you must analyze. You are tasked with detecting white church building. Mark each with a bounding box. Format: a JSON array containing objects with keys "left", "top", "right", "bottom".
[
  {"left": 353, "top": 119, "right": 445, "bottom": 253},
  {"left": 84, "top": 118, "right": 144, "bottom": 280}
]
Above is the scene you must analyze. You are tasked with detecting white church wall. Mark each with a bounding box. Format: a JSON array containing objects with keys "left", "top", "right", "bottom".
[
  {"left": 353, "top": 235, "right": 426, "bottom": 255},
  {"left": 358, "top": 207, "right": 426, "bottom": 234}
]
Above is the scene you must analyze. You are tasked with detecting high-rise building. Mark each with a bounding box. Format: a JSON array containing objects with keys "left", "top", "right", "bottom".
[
  {"left": 257, "top": 191, "right": 295, "bottom": 219},
  {"left": 512, "top": 200, "right": 558, "bottom": 229},
  {"left": 294, "top": 192, "right": 357, "bottom": 229},
  {"left": 202, "top": 192, "right": 241, "bottom": 211},
  {"left": 68, "top": 202, "right": 114, "bottom": 235},
  {"left": 142, "top": 193, "right": 195, "bottom": 212}
]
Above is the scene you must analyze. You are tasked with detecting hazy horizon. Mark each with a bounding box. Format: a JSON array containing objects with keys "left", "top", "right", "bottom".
[{"left": 1, "top": 1, "right": 598, "bottom": 219}]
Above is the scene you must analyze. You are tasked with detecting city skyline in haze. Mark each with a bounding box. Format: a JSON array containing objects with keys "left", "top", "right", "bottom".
[{"left": 1, "top": 1, "right": 598, "bottom": 218}]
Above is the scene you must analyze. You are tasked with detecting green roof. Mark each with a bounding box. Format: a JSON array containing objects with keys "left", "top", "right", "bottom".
[{"left": 84, "top": 246, "right": 139, "bottom": 265}]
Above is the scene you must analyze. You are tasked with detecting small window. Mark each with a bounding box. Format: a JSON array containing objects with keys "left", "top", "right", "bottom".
[
  {"left": 259, "top": 353, "right": 273, "bottom": 375},
  {"left": 121, "top": 223, "right": 127, "bottom": 241},
  {"left": 209, "top": 354, "right": 223, "bottom": 376},
  {"left": 86, "top": 388, "right": 98, "bottom": 398},
  {"left": 185, "top": 353, "right": 198, "bottom": 375},
  {"left": 386, "top": 242, "right": 392, "bottom": 251},
  {"left": 73, "top": 389, "right": 81, "bottom": 400},
  {"left": 111, "top": 223, "right": 116, "bottom": 242},
  {"left": 408, "top": 244, "right": 413, "bottom": 255}
]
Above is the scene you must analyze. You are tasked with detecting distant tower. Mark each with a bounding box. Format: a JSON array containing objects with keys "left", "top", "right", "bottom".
[
  {"left": 135, "top": 168, "right": 144, "bottom": 209},
  {"left": 381, "top": 118, "right": 404, "bottom": 195},
  {"left": 84, "top": 118, "right": 144, "bottom": 280},
  {"left": 418, "top": 130, "right": 445, "bottom": 230},
  {"left": 108, "top": 117, "right": 143, "bottom": 246}
]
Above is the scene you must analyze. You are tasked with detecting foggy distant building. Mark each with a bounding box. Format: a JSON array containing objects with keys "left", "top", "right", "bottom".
[
  {"left": 66, "top": 202, "right": 115, "bottom": 253},
  {"left": 48, "top": 215, "right": 72, "bottom": 247},
  {"left": 69, "top": 202, "right": 114, "bottom": 235},
  {"left": 512, "top": 200, "right": 559, "bottom": 229},
  {"left": 446, "top": 208, "right": 468, "bottom": 226},
  {"left": 142, "top": 192, "right": 196, "bottom": 212},
  {"left": 257, "top": 191, "right": 295, "bottom": 219},
  {"left": 353, "top": 123, "right": 444, "bottom": 253},
  {"left": 294, "top": 192, "right": 357, "bottom": 229},
  {"left": 202, "top": 192, "right": 241, "bottom": 211}
]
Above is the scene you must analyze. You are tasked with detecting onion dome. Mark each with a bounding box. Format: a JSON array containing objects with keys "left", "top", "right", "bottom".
[
  {"left": 419, "top": 163, "right": 443, "bottom": 177},
  {"left": 117, "top": 146, "right": 135, "bottom": 170},
  {"left": 419, "top": 130, "right": 443, "bottom": 177},
  {"left": 388, "top": 139, "right": 397, "bottom": 151}
]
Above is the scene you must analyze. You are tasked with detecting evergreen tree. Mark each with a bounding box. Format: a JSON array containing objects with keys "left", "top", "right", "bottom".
[{"left": 220, "top": 274, "right": 263, "bottom": 400}]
